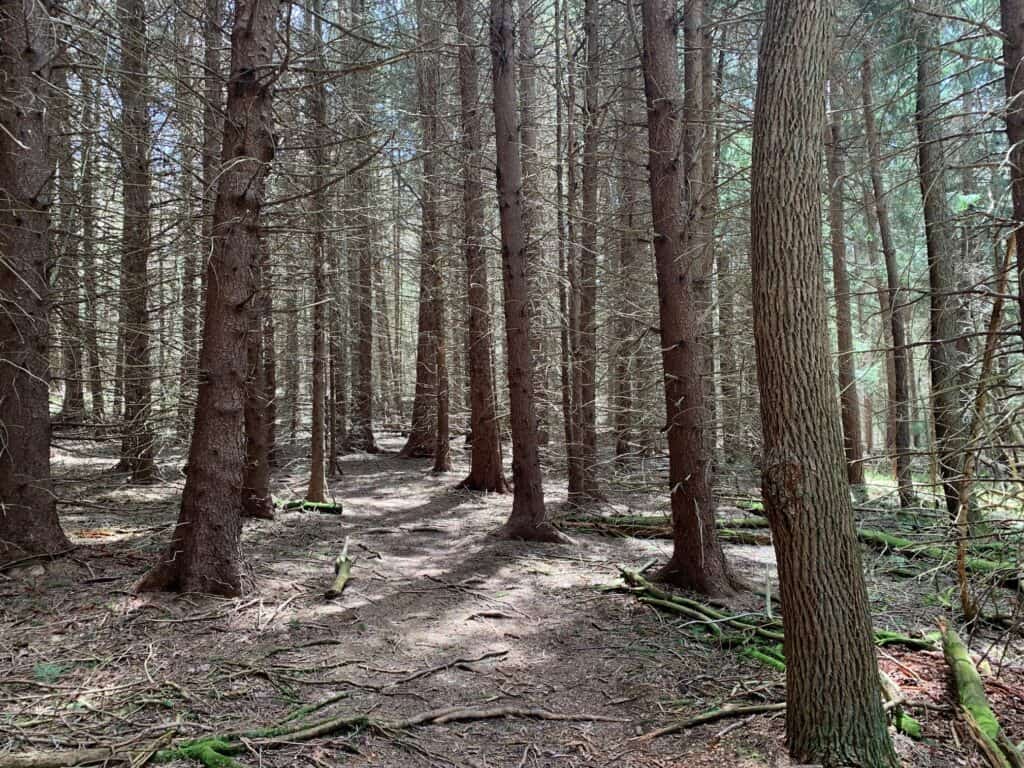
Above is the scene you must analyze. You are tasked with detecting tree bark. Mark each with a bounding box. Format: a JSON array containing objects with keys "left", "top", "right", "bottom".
[
  {"left": 750, "top": 0, "right": 897, "bottom": 763},
  {"left": 457, "top": 0, "right": 507, "bottom": 492},
  {"left": 243, "top": 240, "right": 273, "bottom": 519},
  {"left": 490, "top": 0, "right": 565, "bottom": 542},
  {"left": 640, "top": 0, "right": 734, "bottom": 596},
  {"left": 861, "top": 56, "right": 914, "bottom": 506},
  {"left": 914, "top": 7, "right": 963, "bottom": 522},
  {"left": 117, "top": 0, "right": 157, "bottom": 482},
  {"left": 80, "top": 73, "right": 104, "bottom": 420},
  {"left": 0, "top": 0, "right": 71, "bottom": 558},
  {"left": 826, "top": 78, "right": 865, "bottom": 488},
  {"left": 1002, "top": 0, "right": 1024, "bottom": 346},
  {"left": 137, "top": 0, "right": 279, "bottom": 596}
]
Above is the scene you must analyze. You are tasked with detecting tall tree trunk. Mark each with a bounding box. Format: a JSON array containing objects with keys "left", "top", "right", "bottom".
[
  {"left": 137, "top": 0, "right": 279, "bottom": 596},
  {"left": 117, "top": 0, "right": 156, "bottom": 482},
  {"left": 305, "top": 0, "right": 329, "bottom": 502},
  {"left": 914, "top": 8, "right": 963, "bottom": 521},
  {"left": 264, "top": 258, "right": 278, "bottom": 467},
  {"left": 826, "top": 77, "right": 865, "bottom": 488},
  {"left": 861, "top": 56, "right": 914, "bottom": 506},
  {"left": 1002, "top": 0, "right": 1024, "bottom": 345},
  {"left": 416, "top": 0, "right": 450, "bottom": 472},
  {"left": 572, "top": 0, "right": 601, "bottom": 503},
  {"left": 457, "top": 0, "right": 507, "bottom": 491},
  {"left": 80, "top": 73, "right": 105, "bottom": 419},
  {"left": 750, "top": 0, "right": 896, "bottom": 763},
  {"left": 0, "top": 0, "right": 71, "bottom": 558},
  {"left": 641, "top": 0, "right": 734, "bottom": 596},
  {"left": 490, "top": 0, "right": 566, "bottom": 542}
]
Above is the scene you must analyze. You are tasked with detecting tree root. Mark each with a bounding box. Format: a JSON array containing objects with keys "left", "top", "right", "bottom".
[{"left": 0, "top": 701, "right": 624, "bottom": 768}]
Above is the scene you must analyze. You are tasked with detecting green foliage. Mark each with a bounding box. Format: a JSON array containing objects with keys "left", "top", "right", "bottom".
[{"left": 32, "top": 662, "right": 66, "bottom": 682}]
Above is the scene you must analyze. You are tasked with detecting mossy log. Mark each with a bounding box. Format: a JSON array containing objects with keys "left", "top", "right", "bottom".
[
  {"left": 939, "top": 621, "right": 1023, "bottom": 768},
  {"left": 858, "top": 530, "right": 1020, "bottom": 589},
  {"left": 280, "top": 499, "right": 344, "bottom": 515}
]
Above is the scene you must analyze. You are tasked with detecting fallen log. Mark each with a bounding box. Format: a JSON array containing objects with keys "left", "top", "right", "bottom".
[
  {"left": 280, "top": 499, "right": 344, "bottom": 515},
  {"left": 325, "top": 538, "right": 353, "bottom": 599},
  {"left": 939, "top": 620, "right": 1024, "bottom": 768}
]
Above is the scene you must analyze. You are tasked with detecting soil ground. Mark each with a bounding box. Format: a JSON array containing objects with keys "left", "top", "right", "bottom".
[{"left": 3, "top": 435, "right": 1024, "bottom": 767}]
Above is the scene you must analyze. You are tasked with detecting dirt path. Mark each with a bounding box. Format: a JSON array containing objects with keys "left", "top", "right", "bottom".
[{"left": 0, "top": 438, "right": 1018, "bottom": 767}]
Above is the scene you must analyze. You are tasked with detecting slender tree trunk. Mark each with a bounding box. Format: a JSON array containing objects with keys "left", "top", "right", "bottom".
[
  {"left": 572, "top": 0, "right": 601, "bottom": 503},
  {"left": 305, "top": 0, "right": 329, "bottom": 502},
  {"left": 750, "top": 0, "right": 897, "bottom": 763},
  {"left": 400, "top": 255, "right": 438, "bottom": 457},
  {"left": 490, "top": 0, "right": 566, "bottom": 542},
  {"left": 457, "top": 0, "right": 507, "bottom": 491},
  {"left": 137, "top": 0, "right": 279, "bottom": 596},
  {"left": 861, "top": 56, "right": 914, "bottom": 506},
  {"left": 914, "top": 8, "right": 963, "bottom": 521},
  {"left": 243, "top": 240, "right": 273, "bottom": 519},
  {"left": 264, "top": 259, "right": 278, "bottom": 467},
  {"left": 80, "top": 74, "right": 105, "bottom": 419},
  {"left": 826, "top": 78, "right": 865, "bottom": 487},
  {"left": 0, "top": 0, "right": 71, "bottom": 558},
  {"left": 1001, "top": 0, "right": 1024, "bottom": 345},
  {"left": 641, "top": 0, "right": 734, "bottom": 596},
  {"left": 117, "top": 0, "right": 156, "bottom": 482}
]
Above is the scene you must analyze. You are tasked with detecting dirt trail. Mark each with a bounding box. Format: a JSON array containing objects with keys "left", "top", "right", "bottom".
[{"left": 0, "top": 438, "right": 1016, "bottom": 767}]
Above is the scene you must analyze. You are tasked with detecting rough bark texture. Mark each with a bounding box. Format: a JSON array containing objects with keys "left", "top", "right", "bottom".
[
  {"left": 456, "top": 0, "right": 507, "bottom": 492},
  {"left": 914, "top": 8, "right": 963, "bottom": 522},
  {"left": 1002, "top": 0, "right": 1024, "bottom": 345},
  {"left": 0, "top": 0, "right": 72, "bottom": 558},
  {"left": 243, "top": 241, "right": 273, "bottom": 520},
  {"left": 750, "top": 0, "right": 897, "bottom": 763},
  {"left": 640, "top": 0, "right": 734, "bottom": 596},
  {"left": 826, "top": 85, "right": 865, "bottom": 487},
  {"left": 80, "top": 75, "right": 104, "bottom": 420},
  {"left": 490, "top": 0, "right": 564, "bottom": 542},
  {"left": 137, "top": 0, "right": 279, "bottom": 596},
  {"left": 117, "top": 0, "right": 156, "bottom": 482},
  {"left": 861, "top": 56, "right": 913, "bottom": 505}
]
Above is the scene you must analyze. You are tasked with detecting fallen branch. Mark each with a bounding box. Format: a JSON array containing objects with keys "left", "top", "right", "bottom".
[
  {"left": 325, "top": 538, "right": 353, "bottom": 599},
  {"left": 633, "top": 702, "right": 786, "bottom": 741},
  {"left": 279, "top": 499, "right": 344, "bottom": 515}
]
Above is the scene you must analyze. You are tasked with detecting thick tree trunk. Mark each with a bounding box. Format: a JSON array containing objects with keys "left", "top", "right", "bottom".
[
  {"left": 641, "top": 0, "right": 734, "bottom": 596},
  {"left": 861, "top": 56, "right": 914, "bottom": 506},
  {"left": 117, "top": 0, "right": 156, "bottom": 482},
  {"left": 914, "top": 9, "right": 963, "bottom": 522},
  {"left": 137, "top": 0, "right": 279, "bottom": 596},
  {"left": 1002, "top": 0, "right": 1024, "bottom": 346},
  {"left": 490, "top": 0, "right": 565, "bottom": 542},
  {"left": 0, "top": 0, "right": 71, "bottom": 559},
  {"left": 750, "top": 0, "right": 897, "bottom": 763},
  {"left": 457, "top": 0, "right": 507, "bottom": 492},
  {"left": 826, "top": 82, "right": 865, "bottom": 488},
  {"left": 400, "top": 258, "right": 438, "bottom": 458}
]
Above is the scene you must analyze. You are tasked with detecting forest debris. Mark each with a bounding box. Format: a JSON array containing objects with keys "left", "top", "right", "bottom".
[
  {"left": 939, "top": 620, "right": 1024, "bottom": 768},
  {"left": 632, "top": 702, "right": 786, "bottom": 741},
  {"left": 325, "top": 538, "right": 353, "bottom": 599},
  {"left": 279, "top": 499, "right": 344, "bottom": 515},
  {"left": 879, "top": 670, "right": 922, "bottom": 739},
  {"left": 0, "top": 699, "right": 624, "bottom": 768}
]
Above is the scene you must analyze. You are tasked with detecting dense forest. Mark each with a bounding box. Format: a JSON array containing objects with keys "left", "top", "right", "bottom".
[{"left": 3, "top": 0, "right": 1024, "bottom": 765}]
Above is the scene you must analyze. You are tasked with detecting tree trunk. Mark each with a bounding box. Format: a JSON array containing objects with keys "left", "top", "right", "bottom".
[
  {"left": 243, "top": 240, "right": 273, "bottom": 519},
  {"left": 0, "top": 0, "right": 71, "bottom": 558},
  {"left": 137, "top": 0, "right": 279, "bottom": 596},
  {"left": 861, "top": 56, "right": 914, "bottom": 506},
  {"left": 572, "top": 0, "right": 601, "bottom": 503},
  {"left": 80, "top": 73, "right": 105, "bottom": 420},
  {"left": 490, "top": 0, "right": 565, "bottom": 542},
  {"left": 641, "top": 0, "right": 734, "bottom": 596},
  {"left": 750, "top": 0, "right": 897, "bottom": 763},
  {"left": 305, "top": 0, "right": 329, "bottom": 502},
  {"left": 1002, "top": 0, "right": 1024, "bottom": 345},
  {"left": 826, "top": 78, "right": 865, "bottom": 488},
  {"left": 117, "top": 0, "right": 156, "bottom": 482},
  {"left": 457, "top": 0, "right": 507, "bottom": 492},
  {"left": 914, "top": 8, "right": 963, "bottom": 521}
]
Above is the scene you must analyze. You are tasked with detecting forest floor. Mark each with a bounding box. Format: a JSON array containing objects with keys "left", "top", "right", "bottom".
[{"left": 3, "top": 435, "right": 1024, "bottom": 767}]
